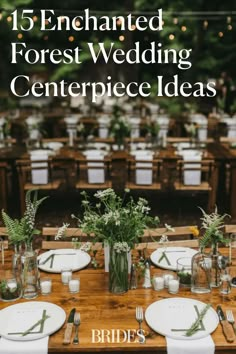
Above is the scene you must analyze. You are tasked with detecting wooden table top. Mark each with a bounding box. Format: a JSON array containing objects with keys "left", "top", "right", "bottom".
[{"left": 1, "top": 249, "right": 236, "bottom": 353}]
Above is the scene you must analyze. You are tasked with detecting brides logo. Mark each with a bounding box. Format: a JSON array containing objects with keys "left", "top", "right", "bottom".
[{"left": 91, "top": 329, "right": 145, "bottom": 343}]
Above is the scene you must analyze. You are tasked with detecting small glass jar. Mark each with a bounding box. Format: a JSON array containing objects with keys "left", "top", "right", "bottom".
[
  {"left": 177, "top": 257, "right": 192, "bottom": 288},
  {"left": 220, "top": 273, "right": 231, "bottom": 295},
  {"left": 0, "top": 270, "right": 22, "bottom": 302},
  {"left": 191, "top": 249, "right": 211, "bottom": 294},
  {"left": 168, "top": 278, "right": 180, "bottom": 294},
  {"left": 153, "top": 276, "right": 165, "bottom": 291}
]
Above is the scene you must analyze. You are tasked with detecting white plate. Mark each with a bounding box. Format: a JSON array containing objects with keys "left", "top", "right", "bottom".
[
  {"left": 38, "top": 248, "right": 91, "bottom": 273},
  {"left": 145, "top": 298, "right": 219, "bottom": 340},
  {"left": 150, "top": 247, "right": 197, "bottom": 270},
  {"left": 0, "top": 301, "right": 66, "bottom": 341}
]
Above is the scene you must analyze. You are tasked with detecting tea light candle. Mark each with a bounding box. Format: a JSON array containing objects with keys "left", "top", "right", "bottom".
[
  {"left": 61, "top": 269, "right": 72, "bottom": 285},
  {"left": 153, "top": 277, "right": 164, "bottom": 290},
  {"left": 163, "top": 274, "right": 174, "bottom": 288},
  {"left": 69, "top": 279, "right": 80, "bottom": 293},
  {"left": 7, "top": 279, "right": 17, "bottom": 291},
  {"left": 40, "top": 278, "right": 52, "bottom": 295},
  {"left": 168, "top": 279, "right": 180, "bottom": 294}
]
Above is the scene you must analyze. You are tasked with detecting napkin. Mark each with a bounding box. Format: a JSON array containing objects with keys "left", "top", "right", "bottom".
[
  {"left": 179, "top": 150, "right": 202, "bottom": 186},
  {"left": 84, "top": 150, "right": 106, "bottom": 184},
  {"left": 166, "top": 335, "right": 215, "bottom": 354},
  {"left": 30, "top": 150, "right": 49, "bottom": 185},
  {"left": 0, "top": 336, "right": 49, "bottom": 354}
]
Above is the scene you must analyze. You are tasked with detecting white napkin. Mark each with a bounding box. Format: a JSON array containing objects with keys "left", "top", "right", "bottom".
[
  {"left": 83, "top": 150, "right": 106, "bottom": 184},
  {"left": 179, "top": 150, "right": 202, "bottom": 186},
  {"left": 30, "top": 150, "right": 50, "bottom": 185},
  {"left": 132, "top": 150, "right": 153, "bottom": 185},
  {"left": 0, "top": 336, "right": 49, "bottom": 354},
  {"left": 166, "top": 335, "right": 215, "bottom": 354}
]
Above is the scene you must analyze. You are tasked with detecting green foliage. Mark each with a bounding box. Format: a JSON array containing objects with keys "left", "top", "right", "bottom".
[
  {"left": 199, "top": 207, "right": 230, "bottom": 249},
  {"left": 2, "top": 189, "right": 48, "bottom": 246},
  {"left": 75, "top": 189, "right": 159, "bottom": 247}
]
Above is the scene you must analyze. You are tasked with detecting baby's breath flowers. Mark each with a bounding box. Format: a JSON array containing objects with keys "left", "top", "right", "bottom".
[{"left": 55, "top": 223, "right": 70, "bottom": 240}]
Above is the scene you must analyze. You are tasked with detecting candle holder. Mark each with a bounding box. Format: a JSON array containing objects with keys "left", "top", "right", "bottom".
[
  {"left": 69, "top": 278, "right": 80, "bottom": 293},
  {"left": 61, "top": 268, "right": 72, "bottom": 285},
  {"left": 152, "top": 275, "right": 164, "bottom": 291},
  {"left": 40, "top": 278, "right": 52, "bottom": 295}
]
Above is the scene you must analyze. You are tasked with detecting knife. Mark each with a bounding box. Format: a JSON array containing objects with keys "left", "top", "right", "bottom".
[
  {"left": 63, "top": 308, "right": 76, "bottom": 345},
  {"left": 217, "top": 306, "right": 235, "bottom": 342}
]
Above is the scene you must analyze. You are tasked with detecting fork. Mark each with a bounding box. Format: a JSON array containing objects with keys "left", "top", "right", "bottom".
[
  {"left": 226, "top": 310, "right": 236, "bottom": 333},
  {"left": 136, "top": 306, "right": 145, "bottom": 344},
  {"left": 73, "top": 312, "right": 80, "bottom": 344}
]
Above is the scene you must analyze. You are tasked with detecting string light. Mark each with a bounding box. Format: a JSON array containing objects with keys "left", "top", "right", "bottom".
[
  {"left": 131, "top": 24, "right": 136, "bottom": 30},
  {"left": 7, "top": 16, "right": 12, "bottom": 22},
  {"left": 119, "top": 35, "right": 125, "bottom": 41},
  {"left": 59, "top": 16, "right": 65, "bottom": 23},
  {"left": 33, "top": 15, "right": 37, "bottom": 22},
  {"left": 218, "top": 31, "right": 224, "bottom": 37},
  {"left": 173, "top": 17, "right": 178, "bottom": 25},
  {"left": 68, "top": 35, "right": 74, "bottom": 42},
  {"left": 227, "top": 16, "right": 232, "bottom": 24},
  {"left": 169, "top": 34, "right": 175, "bottom": 40},
  {"left": 44, "top": 19, "right": 49, "bottom": 25},
  {"left": 17, "top": 33, "right": 23, "bottom": 39},
  {"left": 117, "top": 19, "right": 122, "bottom": 26},
  {"left": 0, "top": 12, "right": 2, "bottom": 21},
  {"left": 181, "top": 25, "right": 187, "bottom": 32},
  {"left": 162, "top": 20, "right": 165, "bottom": 26},
  {"left": 203, "top": 20, "right": 208, "bottom": 29},
  {"left": 75, "top": 20, "right": 80, "bottom": 27},
  {"left": 228, "top": 24, "right": 232, "bottom": 30}
]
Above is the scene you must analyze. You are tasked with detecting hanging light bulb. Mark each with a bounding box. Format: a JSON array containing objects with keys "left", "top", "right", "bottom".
[
  {"left": 181, "top": 25, "right": 187, "bottom": 32},
  {"left": 227, "top": 16, "right": 232, "bottom": 24},
  {"left": 68, "top": 36, "right": 74, "bottom": 42},
  {"left": 0, "top": 11, "right": 2, "bottom": 21},
  {"left": 17, "top": 33, "right": 23, "bottom": 39},
  {"left": 119, "top": 35, "right": 125, "bottom": 42},
  {"left": 228, "top": 24, "right": 233, "bottom": 31},
  {"left": 169, "top": 34, "right": 175, "bottom": 40},
  {"left": 173, "top": 17, "right": 178, "bottom": 25},
  {"left": 203, "top": 20, "right": 208, "bottom": 29},
  {"left": 7, "top": 16, "right": 12, "bottom": 22},
  {"left": 218, "top": 31, "right": 224, "bottom": 38}
]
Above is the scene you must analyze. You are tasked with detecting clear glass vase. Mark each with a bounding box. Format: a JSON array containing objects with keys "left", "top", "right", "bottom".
[
  {"left": 109, "top": 246, "right": 129, "bottom": 294},
  {"left": 191, "top": 248, "right": 211, "bottom": 294},
  {"left": 210, "top": 243, "right": 221, "bottom": 288},
  {"left": 0, "top": 270, "right": 22, "bottom": 302},
  {"left": 21, "top": 243, "right": 39, "bottom": 299}
]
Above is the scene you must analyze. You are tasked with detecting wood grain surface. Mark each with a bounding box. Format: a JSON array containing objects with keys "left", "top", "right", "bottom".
[{"left": 1, "top": 249, "right": 236, "bottom": 353}]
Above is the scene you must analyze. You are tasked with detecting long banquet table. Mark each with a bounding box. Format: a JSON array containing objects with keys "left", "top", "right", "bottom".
[{"left": 1, "top": 249, "right": 236, "bottom": 354}]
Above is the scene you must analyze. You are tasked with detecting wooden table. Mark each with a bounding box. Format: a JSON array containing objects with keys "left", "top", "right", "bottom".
[{"left": 1, "top": 250, "right": 236, "bottom": 353}]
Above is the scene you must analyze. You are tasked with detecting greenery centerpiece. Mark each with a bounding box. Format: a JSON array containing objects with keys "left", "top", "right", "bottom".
[
  {"left": 109, "top": 105, "right": 130, "bottom": 149},
  {"left": 1, "top": 189, "right": 47, "bottom": 299},
  {"left": 198, "top": 207, "right": 230, "bottom": 287},
  {"left": 76, "top": 188, "right": 159, "bottom": 293}
]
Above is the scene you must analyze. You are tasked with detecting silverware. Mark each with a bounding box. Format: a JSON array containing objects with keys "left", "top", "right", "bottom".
[
  {"left": 136, "top": 306, "right": 145, "bottom": 344},
  {"left": 226, "top": 310, "right": 236, "bottom": 333},
  {"left": 73, "top": 312, "right": 81, "bottom": 344},
  {"left": 63, "top": 308, "right": 76, "bottom": 345},
  {"left": 216, "top": 306, "right": 235, "bottom": 342}
]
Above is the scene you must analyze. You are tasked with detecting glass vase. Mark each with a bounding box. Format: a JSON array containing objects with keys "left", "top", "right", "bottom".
[
  {"left": 109, "top": 246, "right": 129, "bottom": 294},
  {"left": 210, "top": 243, "right": 221, "bottom": 288},
  {"left": 21, "top": 243, "right": 39, "bottom": 299},
  {"left": 191, "top": 248, "right": 211, "bottom": 294}
]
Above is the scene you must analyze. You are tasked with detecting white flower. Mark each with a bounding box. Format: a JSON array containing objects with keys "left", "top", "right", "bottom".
[
  {"left": 164, "top": 224, "right": 175, "bottom": 232},
  {"left": 159, "top": 235, "right": 169, "bottom": 243},
  {"left": 94, "top": 189, "right": 114, "bottom": 199},
  {"left": 80, "top": 242, "right": 92, "bottom": 252},
  {"left": 113, "top": 242, "right": 130, "bottom": 253},
  {"left": 55, "top": 223, "right": 70, "bottom": 240}
]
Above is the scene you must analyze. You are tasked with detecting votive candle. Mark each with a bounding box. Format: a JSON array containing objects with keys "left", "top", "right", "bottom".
[
  {"left": 168, "top": 279, "right": 180, "bottom": 294},
  {"left": 69, "top": 279, "right": 80, "bottom": 293},
  {"left": 153, "top": 276, "right": 164, "bottom": 290},
  {"left": 61, "top": 268, "right": 72, "bottom": 285}
]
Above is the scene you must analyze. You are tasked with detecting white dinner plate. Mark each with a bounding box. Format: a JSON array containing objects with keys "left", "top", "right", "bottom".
[
  {"left": 38, "top": 248, "right": 91, "bottom": 273},
  {"left": 0, "top": 301, "right": 66, "bottom": 341},
  {"left": 150, "top": 247, "right": 197, "bottom": 270},
  {"left": 145, "top": 298, "right": 219, "bottom": 340}
]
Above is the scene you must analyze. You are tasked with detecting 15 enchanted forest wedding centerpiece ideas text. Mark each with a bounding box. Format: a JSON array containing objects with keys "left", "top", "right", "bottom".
[{"left": 75, "top": 188, "right": 159, "bottom": 294}]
